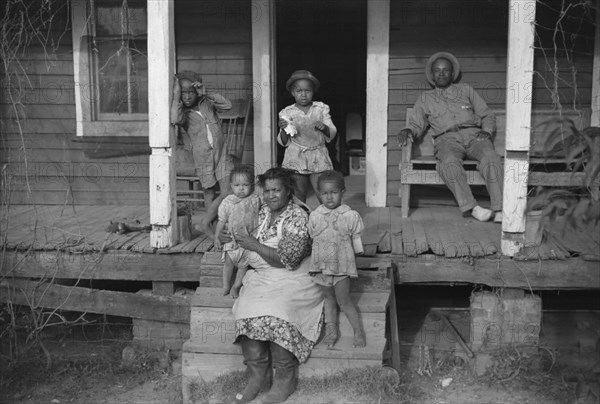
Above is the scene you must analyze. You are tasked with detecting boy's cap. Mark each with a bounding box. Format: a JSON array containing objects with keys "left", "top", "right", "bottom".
[
  {"left": 176, "top": 70, "right": 202, "bottom": 83},
  {"left": 425, "top": 52, "right": 460, "bottom": 86},
  {"left": 286, "top": 70, "right": 320, "bottom": 92}
]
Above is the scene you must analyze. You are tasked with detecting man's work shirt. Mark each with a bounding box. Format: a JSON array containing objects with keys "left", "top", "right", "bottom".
[{"left": 406, "top": 83, "right": 496, "bottom": 139}]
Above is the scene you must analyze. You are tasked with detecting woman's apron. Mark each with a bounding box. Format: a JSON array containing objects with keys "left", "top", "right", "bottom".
[{"left": 232, "top": 214, "right": 324, "bottom": 343}]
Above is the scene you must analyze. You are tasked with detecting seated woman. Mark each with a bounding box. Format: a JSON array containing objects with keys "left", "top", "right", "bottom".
[{"left": 232, "top": 167, "right": 324, "bottom": 404}]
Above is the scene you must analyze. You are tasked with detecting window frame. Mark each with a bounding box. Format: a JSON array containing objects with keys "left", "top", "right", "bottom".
[{"left": 71, "top": 0, "right": 149, "bottom": 137}]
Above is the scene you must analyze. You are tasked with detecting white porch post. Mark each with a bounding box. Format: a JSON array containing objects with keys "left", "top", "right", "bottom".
[
  {"left": 591, "top": 6, "right": 600, "bottom": 127},
  {"left": 365, "top": 0, "right": 390, "bottom": 207},
  {"left": 148, "top": 0, "right": 177, "bottom": 248},
  {"left": 501, "top": 0, "right": 536, "bottom": 256},
  {"left": 251, "top": 0, "right": 276, "bottom": 173}
]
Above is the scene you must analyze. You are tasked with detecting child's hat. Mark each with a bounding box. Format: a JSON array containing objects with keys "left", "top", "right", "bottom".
[
  {"left": 425, "top": 52, "right": 460, "bottom": 86},
  {"left": 176, "top": 70, "right": 202, "bottom": 83},
  {"left": 285, "top": 70, "right": 320, "bottom": 92}
]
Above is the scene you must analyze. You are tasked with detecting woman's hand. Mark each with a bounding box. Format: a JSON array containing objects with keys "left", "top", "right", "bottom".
[
  {"left": 235, "top": 232, "right": 261, "bottom": 252},
  {"left": 218, "top": 230, "right": 233, "bottom": 245}
]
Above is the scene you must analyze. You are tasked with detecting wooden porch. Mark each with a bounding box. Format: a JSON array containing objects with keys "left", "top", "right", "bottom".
[{"left": 2, "top": 175, "right": 599, "bottom": 292}]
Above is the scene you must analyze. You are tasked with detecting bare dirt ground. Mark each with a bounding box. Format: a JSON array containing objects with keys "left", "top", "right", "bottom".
[
  {"left": 2, "top": 339, "right": 598, "bottom": 404},
  {"left": 1, "top": 316, "right": 599, "bottom": 404}
]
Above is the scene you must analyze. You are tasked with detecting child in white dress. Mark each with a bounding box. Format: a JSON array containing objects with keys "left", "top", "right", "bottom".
[
  {"left": 214, "top": 166, "right": 261, "bottom": 298},
  {"left": 308, "top": 171, "right": 366, "bottom": 348},
  {"left": 278, "top": 70, "right": 337, "bottom": 204}
]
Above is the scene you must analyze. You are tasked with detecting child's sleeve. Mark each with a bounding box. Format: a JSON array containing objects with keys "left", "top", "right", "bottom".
[
  {"left": 206, "top": 93, "right": 232, "bottom": 113},
  {"left": 217, "top": 197, "right": 232, "bottom": 223},
  {"left": 307, "top": 213, "right": 316, "bottom": 238},
  {"left": 349, "top": 211, "right": 364, "bottom": 255},
  {"left": 321, "top": 103, "right": 337, "bottom": 143},
  {"left": 171, "top": 98, "right": 186, "bottom": 126}
]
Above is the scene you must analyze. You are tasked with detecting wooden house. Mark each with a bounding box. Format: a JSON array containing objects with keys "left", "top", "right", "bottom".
[{"left": 1, "top": 0, "right": 599, "bottom": 400}]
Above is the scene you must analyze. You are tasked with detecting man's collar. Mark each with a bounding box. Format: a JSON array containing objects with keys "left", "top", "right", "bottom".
[{"left": 434, "top": 83, "right": 457, "bottom": 93}]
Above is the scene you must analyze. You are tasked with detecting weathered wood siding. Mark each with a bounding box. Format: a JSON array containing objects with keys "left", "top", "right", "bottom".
[
  {"left": 386, "top": 0, "right": 596, "bottom": 206},
  {"left": 1, "top": 0, "right": 253, "bottom": 205},
  {"left": 175, "top": 0, "right": 254, "bottom": 165}
]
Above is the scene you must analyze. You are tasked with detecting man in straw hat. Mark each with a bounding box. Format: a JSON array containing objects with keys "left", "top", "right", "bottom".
[{"left": 398, "top": 52, "right": 503, "bottom": 222}]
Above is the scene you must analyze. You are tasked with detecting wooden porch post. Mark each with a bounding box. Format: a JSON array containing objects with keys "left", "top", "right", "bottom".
[
  {"left": 251, "top": 0, "right": 276, "bottom": 173},
  {"left": 501, "top": 0, "right": 536, "bottom": 256},
  {"left": 366, "top": 0, "right": 390, "bottom": 207},
  {"left": 148, "top": 0, "right": 178, "bottom": 248},
  {"left": 592, "top": 6, "right": 600, "bottom": 127}
]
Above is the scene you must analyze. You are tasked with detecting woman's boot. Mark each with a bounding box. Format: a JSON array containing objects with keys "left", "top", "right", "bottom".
[
  {"left": 232, "top": 337, "right": 270, "bottom": 404},
  {"left": 262, "top": 343, "right": 299, "bottom": 403}
]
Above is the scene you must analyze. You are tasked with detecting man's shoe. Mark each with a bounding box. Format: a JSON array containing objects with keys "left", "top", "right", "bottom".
[
  {"left": 471, "top": 206, "right": 493, "bottom": 222},
  {"left": 493, "top": 212, "right": 503, "bottom": 223}
]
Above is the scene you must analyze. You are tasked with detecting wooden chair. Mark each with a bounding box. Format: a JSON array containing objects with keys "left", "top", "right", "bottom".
[
  {"left": 345, "top": 112, "right": 366, "bottom": 175},
  {"left": 399, "top": 107, "right": 591, "bottom": 218},
  {"left": 176, "top": 98, "right": 252, "bottom": 205},
  {"left": 222, "top": 98, "right": 252, "bottom": 163}
]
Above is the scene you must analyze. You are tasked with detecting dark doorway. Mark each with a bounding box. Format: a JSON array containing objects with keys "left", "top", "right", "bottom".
[{"left": 275, "top": 0, "right": 367, "bottom": 172}]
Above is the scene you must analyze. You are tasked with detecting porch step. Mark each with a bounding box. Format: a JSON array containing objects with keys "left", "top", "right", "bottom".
[
  {"left": 186, "top": 308, "right": 386, "bottom": 359},
  {"left": 182, "top": 285, "right": 391, "bottom": 399},
  {"left": 198, "top": 252, "right": 392, "bottom": 292}
]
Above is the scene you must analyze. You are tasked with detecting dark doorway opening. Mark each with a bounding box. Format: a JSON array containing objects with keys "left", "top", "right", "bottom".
[{"left": 275, "top": 0, "right": 367, "bottom": 173}]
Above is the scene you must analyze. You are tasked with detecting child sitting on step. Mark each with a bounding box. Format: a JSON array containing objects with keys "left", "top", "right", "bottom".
[{"left": 214, "top": 166, "right": 261, "bottom": 298}]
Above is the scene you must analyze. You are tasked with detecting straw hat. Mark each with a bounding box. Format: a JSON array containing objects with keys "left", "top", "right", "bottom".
[
  {"left": 285, "top": 70, "right": 320, "bottom": 92},
  {"left": 425, "top": 52, "right": 460, "bottom": 86}
]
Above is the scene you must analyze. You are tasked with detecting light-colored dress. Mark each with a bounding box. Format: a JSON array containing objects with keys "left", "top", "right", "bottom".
[
  {"left": 232, "top": 201, "right": 324, "bottom": 363},
  {"left": 218, "top": 192, "right": 261, "bottom": 253},
  {"left": 278, "top": 102, "right": 337, "bottom": 174},
  {"left": 308, "top": 204, "right": 364, "bottom": 277}
]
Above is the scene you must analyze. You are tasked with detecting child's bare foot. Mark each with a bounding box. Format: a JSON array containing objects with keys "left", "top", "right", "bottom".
[
  {"left": 353, "top": 330, "right": 366, "bottom": 348},
  {"left": 230, "top": 284, "right": 241, "bottom": 298},
  {"left": 323, "top": 322, "right": 338, "bottom": 347},
  {"left": 222, "top": 284, "right": 231, "bottom": 296}
]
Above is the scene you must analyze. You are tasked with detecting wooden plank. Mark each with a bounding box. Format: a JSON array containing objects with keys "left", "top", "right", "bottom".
[
  {"left": 400, "top": 218, "right": 416, "bottom": 257},
  {"left": 148, "top": 0, "right": 177, "bottom": 248},
  {"left": 391, "top": 258, "right": 600, "bottom": 290},
  {"left": 0, "top": 279, "right": 190, "bottom": 323},
  {"left": 149, "top": 149, "right": 178, "bottom": 247},
  {"left": 377, "top": 231, "right": 391, "bottom": 253},
  {"left": 502, "top": 154, "right": 529, "bottom": 255},
  {"left": 188, "top": 307, "right": 385, "bottom": 360},
  {"left": 502, "top": 0, "right": 536, "bottom": 256},
  {"left": 365, "top": 0, "right": 389, "bottom": 207},
  {"left": 591, "top": 7, "right": 600, "bottom": 127},
  {"left": 194, "top": 237, "right": 215, "bottom": 253},
  {"left": 1, "top": 250, "right": 207, "bottom": 281},
  {"left": 387, "top": 268, "right": 401, "bottom": 372},
  {"left": 252, "top": 0, "right": 275, "bottom": 169},
  {"left": 180, "top": 235, "right": 208, "bottom": 253},
  {"left": 389, "top": 207, "right": 403, "bottom": 255},
  {"left": 153, "top": 281, "right": 175, "bottom": 296},
  {"left": 358, "top": 207, "right": 386, "bottom": 256},
  {"left": 119, "top": 232, "right": 150, "bottom": 251},
  {"left": 192, "top": 287, "right": 388, "bottom": 313},
  {"left": 410, "top": 220, "right": 428, "bottom": 255},
  {"left": 199, "top": 268, "right": 391, "bottom": 293}
]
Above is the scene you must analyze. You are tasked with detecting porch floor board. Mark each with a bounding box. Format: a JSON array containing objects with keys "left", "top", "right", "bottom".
[{"left": 2, "top": 204, "right": 503, "bottom": 258}]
